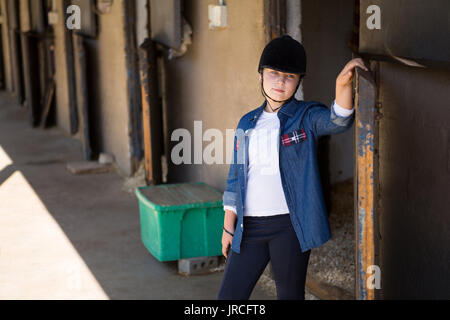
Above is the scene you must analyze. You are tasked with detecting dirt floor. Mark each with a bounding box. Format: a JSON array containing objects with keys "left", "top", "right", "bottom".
[{"left": 307, "top": 179, "right": 355, "bottom": 299}]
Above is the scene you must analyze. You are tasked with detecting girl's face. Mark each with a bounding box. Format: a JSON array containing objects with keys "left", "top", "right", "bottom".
[{"left": 259, "top": 68, "right": 301, "bottom": 101}]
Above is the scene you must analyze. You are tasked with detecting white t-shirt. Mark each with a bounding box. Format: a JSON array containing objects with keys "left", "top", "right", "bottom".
[
  {"left": 223, "top": 101, "right": 354, "bottom": 216},
  {"left": 242, "top": 109, "right": 289, "bottom": 216}
]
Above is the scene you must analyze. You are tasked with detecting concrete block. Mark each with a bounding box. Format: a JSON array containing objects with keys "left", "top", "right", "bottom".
[
  {"left": 178, "top": 256, "right": 219, "bottom": 276},
  {"left": 98, "top": 152, "right": 115, "bottom": 165},
  {"left": 66, "top": 161, "right": 113, "bottom": 175}
]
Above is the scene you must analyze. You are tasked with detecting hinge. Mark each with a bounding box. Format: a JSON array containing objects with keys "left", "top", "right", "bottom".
[{"left": 375, "top": 101, "right": 383, "bottom": 120}]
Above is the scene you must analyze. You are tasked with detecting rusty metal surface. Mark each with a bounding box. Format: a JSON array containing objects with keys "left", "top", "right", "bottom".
[
  {"left": 359, "top": 0, "right": 450, "bottom": 66},
  {"left": 354, "top": 65, "right": 378, "bottom": 300},
  {"left": 139, "top": 40, "right": 154, "bottom": 184},
  {"left": 377, "top": 62, "right": 450, "bottom": 299}
]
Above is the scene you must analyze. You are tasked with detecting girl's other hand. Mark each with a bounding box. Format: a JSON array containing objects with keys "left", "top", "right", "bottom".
[
  {"left": 222, "top": 230, "right": 233, "bottom": 258},
  {"left": 222, "top": 209, "right": 237, "bottom": 258}
]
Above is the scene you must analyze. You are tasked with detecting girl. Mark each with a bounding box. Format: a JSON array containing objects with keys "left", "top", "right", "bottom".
[{"left": 217, "top": 35, "right": 368, "bottom": 300}]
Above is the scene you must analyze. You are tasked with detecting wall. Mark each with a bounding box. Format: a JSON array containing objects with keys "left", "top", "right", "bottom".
[
  {"left": 87, "top": 0, "right": 132, "bottom": 176},
  {"left": 52, "top": 0, "right": 132, "bottom": 176},
  {"left": 53, "top": 0, "right": 71, "bottom": 134},
  {"left": 165, "top": 0, "right": 266, "bottom": 190},
  {"left": 378, "top": 61, "right": 450, "bottom": 299}
]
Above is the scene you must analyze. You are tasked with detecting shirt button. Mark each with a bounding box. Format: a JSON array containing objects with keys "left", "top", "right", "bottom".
[{"left": 241, "top": 224, "right": 243, "bottom": 228}]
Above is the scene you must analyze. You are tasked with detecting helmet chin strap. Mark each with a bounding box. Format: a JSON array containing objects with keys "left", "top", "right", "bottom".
[{"left": 260, "top": 77, "right": 300, "bottom": 112}]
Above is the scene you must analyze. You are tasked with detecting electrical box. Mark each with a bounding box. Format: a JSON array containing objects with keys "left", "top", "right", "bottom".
[
  {"left": 48, "top": 11, "right": 58, "bottom": 25},
  {"left": 96, "top": 0, "right": 113, "bottom": 14},
  {"left": 208, "top": 4, "right": 227, "bottom": 29}
]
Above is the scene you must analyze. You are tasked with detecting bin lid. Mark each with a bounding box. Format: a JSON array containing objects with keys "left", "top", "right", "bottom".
[{"left": 137, "top": 182, "right": 222, "bottom": 208}]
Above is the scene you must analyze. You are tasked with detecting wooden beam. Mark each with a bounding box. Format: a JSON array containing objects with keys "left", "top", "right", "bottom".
[
  {"left": 73, "top": 33, "right": 92, "bottom": 160},
  {"left": 263, "top": 0, "right": 286, "bottom": 42},
  {"left": 138, "top": 38, "right": 163, "bottom": 185},
  {"left": 40, "top": 77, "right": 55, "bottom": 129},
  {"left": 63, "top": 0, "right": 79, "bottom": 135},
  {"left": 123, "top": 0, "right": 144, "bottom": 174}
]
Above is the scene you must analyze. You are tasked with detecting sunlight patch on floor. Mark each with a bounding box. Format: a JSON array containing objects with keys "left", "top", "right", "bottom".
[
  {"left": 0, "top": 145, "right": 13, "bottom": 172},
  {"left": 0, "top": 170, "right": 108, "bottom": 299}
]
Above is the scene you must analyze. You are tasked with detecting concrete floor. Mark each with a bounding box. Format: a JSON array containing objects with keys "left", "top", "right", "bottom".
[{"left": 0, "top": 91, "right": 273, "bottom": 300}]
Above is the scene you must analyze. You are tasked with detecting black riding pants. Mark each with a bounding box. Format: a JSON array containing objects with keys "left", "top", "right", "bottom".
[{"left": 217, "top": 213, "right": 311, "bottom": 300}]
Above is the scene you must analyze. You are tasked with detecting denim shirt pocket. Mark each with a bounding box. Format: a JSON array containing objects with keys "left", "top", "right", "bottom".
[
  {"left": 280, "top": 127, "right": 310, "bottom": 171},
  {"left": 280, "top": 128, "right": 308, "bottom": 147}
]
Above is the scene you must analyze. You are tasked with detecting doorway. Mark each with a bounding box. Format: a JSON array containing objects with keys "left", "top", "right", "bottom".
[{"left": 298, "top": 0, "right": 358, "bottom": 299}]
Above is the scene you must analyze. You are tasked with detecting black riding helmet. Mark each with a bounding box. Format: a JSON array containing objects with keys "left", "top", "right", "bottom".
[
  {"left": 258, "top": 35, "right": 307, "bottom": 107},
  {"left": 258, "top": 35, "right": 307, "bottom": 74}
]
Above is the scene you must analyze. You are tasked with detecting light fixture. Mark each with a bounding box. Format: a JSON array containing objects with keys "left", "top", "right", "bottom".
[
  {"left": 208, "top": 0, "right": 227, "bottom": 29},
  {"left": 96, "top": 0, "right": 114, "bottom": 14}
]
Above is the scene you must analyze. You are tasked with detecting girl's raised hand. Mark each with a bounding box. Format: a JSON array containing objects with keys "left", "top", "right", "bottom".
[{"left": 336, "top": 58, "right": 369, "bottom": 88}]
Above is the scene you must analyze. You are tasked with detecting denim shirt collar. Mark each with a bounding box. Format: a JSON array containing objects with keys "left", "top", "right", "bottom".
[{"left": 250, "top": 97, "right": 297, "bottom": 123}]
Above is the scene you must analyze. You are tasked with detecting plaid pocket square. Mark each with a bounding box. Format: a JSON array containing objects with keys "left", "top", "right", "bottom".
[{"left": 281, "top": 128, "right": 307, "bottom": 146}]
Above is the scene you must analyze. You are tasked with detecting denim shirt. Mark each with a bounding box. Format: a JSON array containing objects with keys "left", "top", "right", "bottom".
[{"left": 223, "top": 97, "right": 355, "bottom": 253}]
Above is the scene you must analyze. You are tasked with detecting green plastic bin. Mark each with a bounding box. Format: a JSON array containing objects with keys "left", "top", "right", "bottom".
[{"left": 135, "top": 182, "right": 225, "bottom": 262}]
